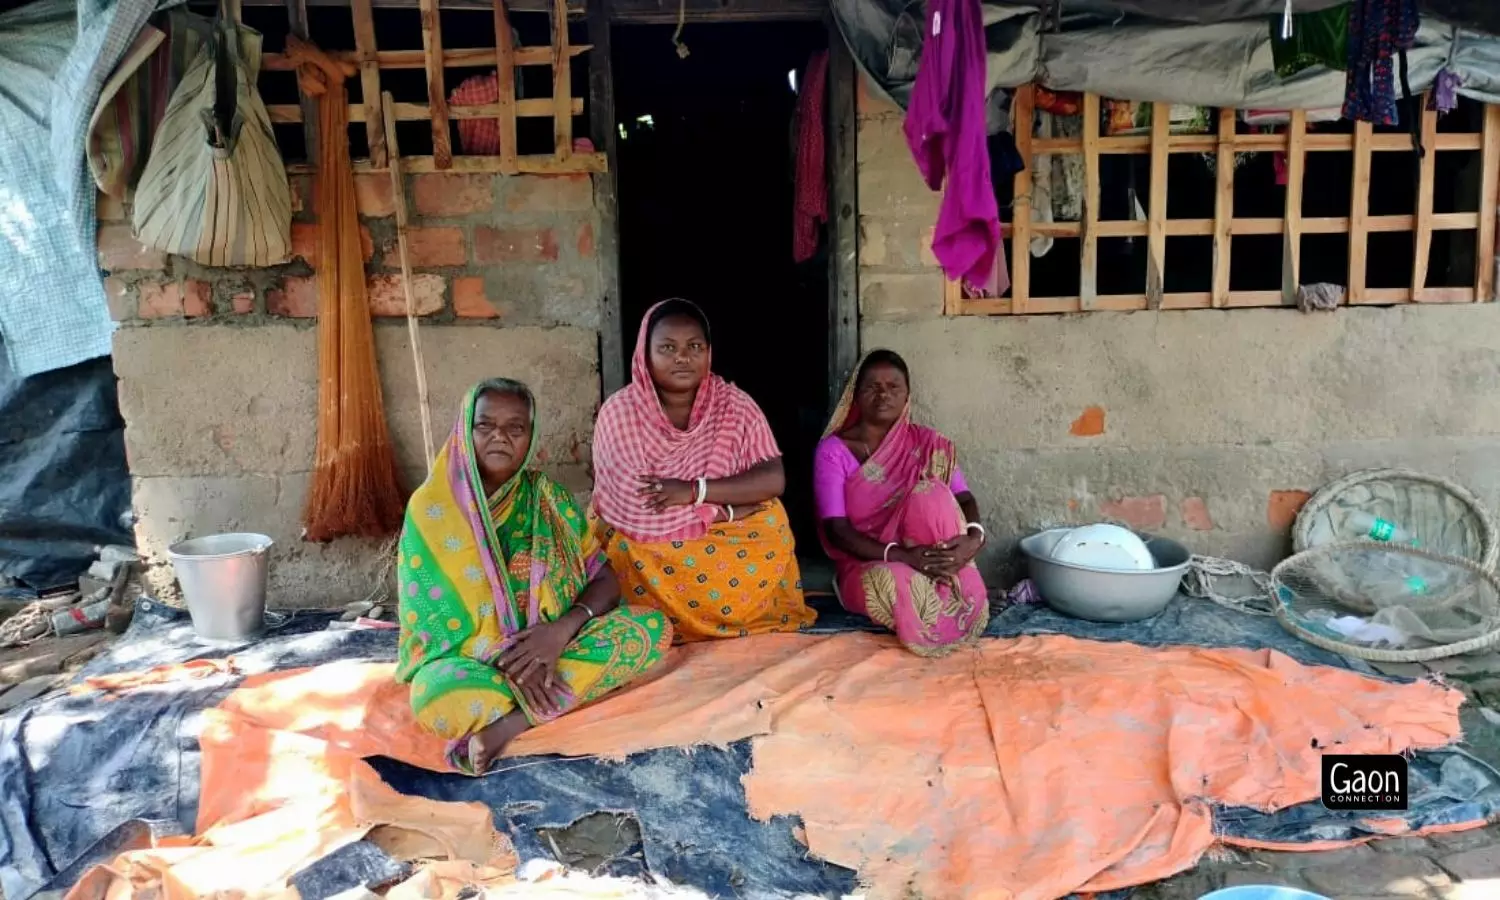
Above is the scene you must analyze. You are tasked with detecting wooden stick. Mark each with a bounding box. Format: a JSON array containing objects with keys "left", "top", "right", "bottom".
[
  {"left": 299, "top": 152, "right": 606, "bottom": 174},
  {"left": 1348, "top": 120, "right": 1372, "bottom": 304},
  {"left": 1477, "top": 104, "right": 1500, "bottom": 303},
  {"left": 284, "top": 0, "right": 319, "bottom": 160},
  {"left": 551, "top": 0, "right": 572, "bottom": 159},
  {"left": 382, "top": 92, "right": 436, "bottom": 471},
  {"left": 1009, "top": 85, "right": 1035, "bottom": 315},
  {"left": 350, "top": 0, "right": 387, "bottom": 167},
  {"left": 1280, "top": 109, "right": 1306, "bottom": 306},
  {"left": 418, "top": 0, "right": 453, "bottom": 169},
  {"left": 1146, "top": 102, "right": 1170, "bottom": 309},
  {"left": 263, "top": 45, "right": 590, "bottom": 71},
  {"left": 493, "top": 0, "right": 520, "bottom": 173},
  {"left": 1412, "top": 101, "right": 1438, "bottom": 301},
  {"left": 1080, "top": 92, "right": 1100, "bottom": 310},
  {"left": 1212, "top": 107, "right": 1234, "bottom": 308},
  {"left": 269, "top": 98, "right": 582, "bottom": 124}
]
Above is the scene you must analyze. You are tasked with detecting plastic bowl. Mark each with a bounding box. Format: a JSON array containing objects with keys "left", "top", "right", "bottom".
[
  {"left": 1197, "top": 887, "right": 1331, "bottom": 900},
  {"left": 1018, "top": 528, "right": 1191, "bottom": 623}
]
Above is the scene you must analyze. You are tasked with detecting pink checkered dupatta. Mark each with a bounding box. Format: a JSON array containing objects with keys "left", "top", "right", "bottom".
[{"left": 591, "top": 300, "right": 781, "bottom": 542}]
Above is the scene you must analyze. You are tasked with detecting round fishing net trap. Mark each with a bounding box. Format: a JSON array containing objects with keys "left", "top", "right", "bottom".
[
  {"left": 1293, "top": 468, "right": 1498, "bottom": 571},
  {"left": 1271, "top": 542, "right": 1500, "bottom": 662}
]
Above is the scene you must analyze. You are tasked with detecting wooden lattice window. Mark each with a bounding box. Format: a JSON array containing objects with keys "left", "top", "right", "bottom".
[
  {"left": 257, "top": 0, "right": 601, "bottom": 175},
  {"left": 946, "top": 86, "right": 1500, "bottom": 315}
]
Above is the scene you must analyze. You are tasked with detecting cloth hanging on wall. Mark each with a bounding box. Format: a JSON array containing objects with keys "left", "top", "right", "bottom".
[
  {"left": 1270, "top": 3, "right": 1349, "bottom": 78},
  {"left": 0, "top": 0, "right": 161, "bottom": 377},
  {"left": 904, "top": 0, "right": 1008, "bottom": 295},
  {"left": 792, "top": 50, "right": 829, "bottom": 264},
  {"left": 1343, "top": 0, "right": 1420, "bottom": 125}
]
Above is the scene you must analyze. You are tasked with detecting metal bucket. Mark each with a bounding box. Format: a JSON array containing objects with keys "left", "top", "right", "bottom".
[{"left": 167, "top": 533, "right": 274, "bottom": 641}]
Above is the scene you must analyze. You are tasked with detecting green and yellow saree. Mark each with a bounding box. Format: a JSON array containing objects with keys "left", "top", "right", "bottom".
[{"left": 396, "top": 380, "right": 671, "bottom": 772}]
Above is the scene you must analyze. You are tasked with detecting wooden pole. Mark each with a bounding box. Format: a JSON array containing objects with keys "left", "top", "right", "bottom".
[{"left": 382, "top": 91, "right": 436, "bottom": 470}]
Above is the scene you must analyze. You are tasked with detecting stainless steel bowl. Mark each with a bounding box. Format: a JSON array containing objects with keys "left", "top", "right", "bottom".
[{"left": 1018, "top": 528, "right": 1191, "bottom": 623}]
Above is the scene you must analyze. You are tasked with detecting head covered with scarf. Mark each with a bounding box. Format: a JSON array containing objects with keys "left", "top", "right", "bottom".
[
  {"left": 396, "top": 378, "right": 601, "bottom": 682},
  {"left": 590, "top": 299, "right": 782, "bottom": 542}
]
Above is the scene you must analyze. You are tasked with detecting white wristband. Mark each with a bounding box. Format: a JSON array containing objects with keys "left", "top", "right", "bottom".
[{"left": 694, "top": 477, "right": 708, "bottom": 506}]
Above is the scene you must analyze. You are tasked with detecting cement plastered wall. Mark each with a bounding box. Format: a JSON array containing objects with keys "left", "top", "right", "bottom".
[
  {"left": 856, "top": 83, "right": 1500, "bottom": 574},
  {"left": 102, "top": 172, "right": 601, "bottom": 605}
]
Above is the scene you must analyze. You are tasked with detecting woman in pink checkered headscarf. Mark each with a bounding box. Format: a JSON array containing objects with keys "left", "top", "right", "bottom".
[{"left": 590, "top": 299, "right": 816, "bottom": 642}]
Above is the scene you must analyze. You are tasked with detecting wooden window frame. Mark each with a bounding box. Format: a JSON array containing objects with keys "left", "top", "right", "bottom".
[
  {"left": 262, "top": 0, "right": 604, "bottom": 175},
  {"left": 946, "top": 86, "right": 1500, "bottom": 316}
]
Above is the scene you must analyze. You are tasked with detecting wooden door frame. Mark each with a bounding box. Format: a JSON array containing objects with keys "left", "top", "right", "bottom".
[{"left": 589, "top": 2, "right": 859, "bottom": 407}]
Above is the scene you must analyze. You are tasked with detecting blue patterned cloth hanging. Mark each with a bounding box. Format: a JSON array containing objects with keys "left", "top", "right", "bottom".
[{"left": 1342, "top": 0, "right": 1420, "bottom": 125}]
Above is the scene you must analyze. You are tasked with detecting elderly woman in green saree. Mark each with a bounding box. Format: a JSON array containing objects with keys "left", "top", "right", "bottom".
[{"left": 396, "top": 378, "right": 673, "bottom": 774}]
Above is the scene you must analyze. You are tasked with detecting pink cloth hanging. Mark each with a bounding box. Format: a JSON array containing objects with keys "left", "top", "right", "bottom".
[
  {"left": 792, "top": 50, "right": 829, "bottom": 264},
  {"left": 903, "top": 0, "right": 1008, "bottom": 296}
]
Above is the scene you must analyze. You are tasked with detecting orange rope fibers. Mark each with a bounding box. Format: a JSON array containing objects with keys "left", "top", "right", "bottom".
[{"left": 287, "top": 37, "right": 406, "bottom": 541}]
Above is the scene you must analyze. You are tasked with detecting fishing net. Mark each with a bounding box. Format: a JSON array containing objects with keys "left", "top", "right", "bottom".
[
  {"left": 287, "top": 37, "right": 406, "bottom": 541},
  {"left": 1293, "top": 468, "right": 1497, "bottom": 571},
  {"left": 1271, "top": 541, "right": 1500, "bottom": 662}
]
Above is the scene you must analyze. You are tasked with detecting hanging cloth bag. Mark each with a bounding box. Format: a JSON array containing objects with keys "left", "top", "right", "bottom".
[{"left": 132, "top": 7, "right": 291, "bottom": 267}]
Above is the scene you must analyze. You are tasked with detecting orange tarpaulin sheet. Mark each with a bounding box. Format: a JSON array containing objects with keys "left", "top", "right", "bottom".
[{"left": 68, "top": 633, "right": 1471, "bottom": 900}]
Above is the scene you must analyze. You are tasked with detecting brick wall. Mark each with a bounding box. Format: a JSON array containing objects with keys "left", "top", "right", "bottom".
[
  {"left": 854, "top": 80, "right": 1500, "bottom": 574},
  {"left": 100, "top": 171, "right": 599, "bottom": 327},
  {"left": 102, "top": 171, "right": 604, "bottom": 606}
]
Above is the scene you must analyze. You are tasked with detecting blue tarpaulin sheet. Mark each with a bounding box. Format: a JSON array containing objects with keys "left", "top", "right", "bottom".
[{"left": 2, "top": 594, "right": 1497, "bottom": 900}]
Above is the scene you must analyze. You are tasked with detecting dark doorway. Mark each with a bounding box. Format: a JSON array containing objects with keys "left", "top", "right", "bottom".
[{"left": 613, "top": 22, "right": 831, "bottom": 552}]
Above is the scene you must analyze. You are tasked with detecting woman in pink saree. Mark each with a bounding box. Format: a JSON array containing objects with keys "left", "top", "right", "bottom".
[{"left": 814, "top": 350, "right": 989, "bottom": 655}]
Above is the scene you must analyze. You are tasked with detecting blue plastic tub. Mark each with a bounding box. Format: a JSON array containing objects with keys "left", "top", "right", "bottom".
[{"left": 1198, "top": 887, "right": 1331, "bottom": 900}]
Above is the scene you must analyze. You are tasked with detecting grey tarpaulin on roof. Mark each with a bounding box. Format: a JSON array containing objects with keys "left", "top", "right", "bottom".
[
  {"left": 836, "top": 0, "right": 1500, "bottom": 112},
  {"left": 0, "top": 0, "right": 165, "bottom": 378}
]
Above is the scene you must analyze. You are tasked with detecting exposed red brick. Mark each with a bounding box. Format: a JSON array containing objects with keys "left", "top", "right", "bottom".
[
  {"left": 230, "top": 291, "right": 256, "bottom": 314},
  {"left": 267, "top": 276, "right": 318, "bottom": 318},
  {"left": 97, "top": 224, "right": 165, "bottom": 271},
  {"left": 353, "top": 173, "right": 395, "bottom": 217},
  {"left": 503, "top": 174, "right": 593, "bottom": 213},
  {"left": 1180, "top": 497, "right": 1215, "bottom": 532},
  {"left": 367, "top": 273, "right": 446, "bottom": 317},
  {"left": 289, "top": 222, "right": 374, "bottom": 264},
  {"left": 102, "top": 277, "right": 133, "bottom": 321},
  {"left": 136, "top": 281, "right": 183, "bottom": 319},
  {"left": 183, "top": 279, "right": 212, "bottom": 317},
  {"left": 1099, "top": 495, "right": 1167, "bottom": 531},
  {"left": 413, "top": 174, "right": 493, "bottom": 217},
  {"left": 473, "top": 226, "right": 559, "bottom": 264},
  {"left": 453, "top": 276, "right": 498, "bottom": 318},
  {"left": 576, "top": 222, "right": 595, "bottom": 258},
  {"left": 1069, "top": 405, "right": 1106, "bottom": 437},
  {"left": 404, "top": 227, "right": 467, "bottom": 267},
  {"left": 1267, "top": 490, "right": 1312, "bottom": 532},
  {"left": 290, "top": 222, "right": 316, "bottom": 263}
]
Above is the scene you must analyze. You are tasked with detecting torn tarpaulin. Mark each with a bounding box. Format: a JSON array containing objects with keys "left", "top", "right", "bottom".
[{"left": 3, "top": 597, "right": 1498, "bottom": 899}]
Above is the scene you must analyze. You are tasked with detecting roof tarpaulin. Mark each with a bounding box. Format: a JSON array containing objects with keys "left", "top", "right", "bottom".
[
  {"left": 0, "top": 0, "right": 164, "bottom": 377},
  {"left": 837, "top": 0, "right": 1500, "bottom": 112}
]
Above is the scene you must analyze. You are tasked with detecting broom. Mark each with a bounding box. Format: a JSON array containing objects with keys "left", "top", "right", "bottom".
[{"left": 287, "top": 36, "right": 407, "bottom": 541}]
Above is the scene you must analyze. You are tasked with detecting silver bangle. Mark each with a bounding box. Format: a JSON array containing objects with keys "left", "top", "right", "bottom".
[
  {"left": 883, "top": 542, "right": 898, "bottom": 563},
  {"left": 726, "top": 504, "right": 736, "bottom": 523},
  {"left": 694, "top": 477, "right": 708, "bottom": 506},
  {"left": 966, "top": 522, "right": 986, "bottom": 540},
  {"left": 576, "top": 600, "right": 598, "bottom": 620}
]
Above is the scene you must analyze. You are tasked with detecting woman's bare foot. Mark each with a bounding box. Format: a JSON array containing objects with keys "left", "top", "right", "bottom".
[{"left": 468, "top": 712, "right": 532, "bottom": 773}]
